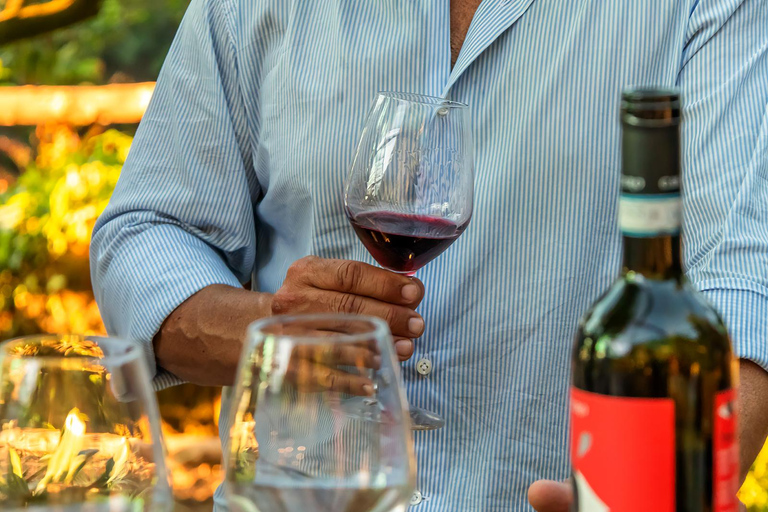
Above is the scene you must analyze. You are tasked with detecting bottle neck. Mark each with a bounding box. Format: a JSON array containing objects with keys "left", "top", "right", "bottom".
[
  {"left": 620, "top": 100, "right": 682, "bottom": 282},
  {"left": 622, "top": 234, "right": 682, "bottom": 281}
]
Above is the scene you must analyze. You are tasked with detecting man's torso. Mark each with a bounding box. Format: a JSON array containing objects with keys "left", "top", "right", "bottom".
[{"left": 215, "top": 1, "right": 694, "bottom": 509}]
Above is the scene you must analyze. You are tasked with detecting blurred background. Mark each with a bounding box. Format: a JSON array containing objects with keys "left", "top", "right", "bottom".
[
  {"left": 0, "top": 1, "right": 221, "bottom": 510},
  {"left": 0, "top": 1, "right": 765, "bottom": 510}
]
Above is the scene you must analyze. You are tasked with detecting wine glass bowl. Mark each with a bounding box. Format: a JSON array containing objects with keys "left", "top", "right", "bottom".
[
  {"left": 344, "top": 92, "right": 474, "bottom": 276},
  {"left": 224, "top": 314, "right": 416, "bottom": 512},
  {"left": 0, "top": 335, "right": 172, "bottom": 512}
]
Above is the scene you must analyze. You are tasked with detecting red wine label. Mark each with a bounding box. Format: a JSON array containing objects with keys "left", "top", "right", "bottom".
[
  {"left": 570, "top": 388, "right": 675, "bottom": 512},
  {"left": 714, "top": 389, "right": 739, "bottom": 512}
]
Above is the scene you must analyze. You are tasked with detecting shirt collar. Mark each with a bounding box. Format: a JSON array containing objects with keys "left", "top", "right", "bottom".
[{"left": 442, "top": 0, "right": 538, "bottom": 96}]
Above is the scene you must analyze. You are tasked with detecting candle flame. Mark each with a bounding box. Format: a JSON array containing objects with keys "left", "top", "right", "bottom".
[
  {"left": 64, "top": 408, "right": 86, "bottom": 437},
  {"left": 35, "top": 407, "right": 88, "bottom": 493}
]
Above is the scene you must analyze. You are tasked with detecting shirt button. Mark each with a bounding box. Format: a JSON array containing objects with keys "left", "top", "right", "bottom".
[
  {"left": 410, "top": 490, "right": 423, "bottom": 505},
  {"left": 416, "top": 358, "right": 432, "bottom": 376}
]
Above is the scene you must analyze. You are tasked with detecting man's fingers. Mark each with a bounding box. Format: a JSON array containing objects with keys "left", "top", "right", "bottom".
[
  {"left": 326, "top": 343, "right": 381, "bottom": 369},
  {"left": 297, "top": 257, "right": 424, "bottom": 307},
  {"left": 326, "top": 292, "right": 424, "bottom": 338},
  {"left": 272, "top": 287, "right": 424, "bottom": 340},
  {"left": 528, "top": 480, "right": 572, "bottom": 512},
  {"left": 286, "top": 357, "right": 373, "bottom": 396},
  {"left": 294, "top": 341, "right": 381, "bottom": 370},
  {"left": 394, "top": 338, "right": 414, "bottom": 361},
  {"left": 276, "top": 287, "right": 424, "bottom": 339},
  {"left": 316, "top": 365, "right": 372, "bottom": 396}
]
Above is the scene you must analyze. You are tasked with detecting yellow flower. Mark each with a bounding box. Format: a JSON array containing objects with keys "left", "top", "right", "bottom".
[
  {"left": 0, "top": 193, "right": 33, "bottom": 231},
  {"left": 0, "top": 204, "right": 24, "bottom": 230},
  {"left": 740, "top": 437, "right": 768, "bottom": 510}
]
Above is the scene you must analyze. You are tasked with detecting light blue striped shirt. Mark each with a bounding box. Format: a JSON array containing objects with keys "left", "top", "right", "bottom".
[{"left": 91, "top": 0, "right": 768, "bottom": 510}]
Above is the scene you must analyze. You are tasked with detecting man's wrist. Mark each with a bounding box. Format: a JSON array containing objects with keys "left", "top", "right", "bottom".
[{"left": 153, "top": 284, "right": 274, "bottom": 386}]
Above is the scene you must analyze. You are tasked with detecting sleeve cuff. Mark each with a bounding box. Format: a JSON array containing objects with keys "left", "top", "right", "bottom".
[
  {"left": 699, "top": 286, "right": 768, "bottom": 373},
  {"left": 92, "top": 222, "right": 244, "bottom": 389}
]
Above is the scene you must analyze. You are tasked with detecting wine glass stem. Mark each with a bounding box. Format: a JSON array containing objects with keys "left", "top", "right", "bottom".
[{"left": 397, "top": 270, "right": 445, "bottom": 430}]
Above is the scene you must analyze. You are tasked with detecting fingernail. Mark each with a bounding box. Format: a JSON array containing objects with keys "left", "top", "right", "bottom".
[
  {"left": 362, "top": 384, "right": 374, "bottom": 396},
  {"left": 395, "top": 339, "right": 413, "bottom": 356},
  {"left": 401, "top": 283, "right": 420, "bottom": 302},
  {"left": 373, "top": 355, "right": 382, "bottom": 368},
  {"left": 408, "top": 317, "right": 424, "bottom": 336}
]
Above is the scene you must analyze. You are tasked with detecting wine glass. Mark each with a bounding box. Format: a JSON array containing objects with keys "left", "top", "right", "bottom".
[
  {"left": 0, "top": 334, "right": 173, "bottom": 512},
  {"left": 224, "top": 314, "right": 416, "bottom": 512},
  {"left": 344, "top": 91, "right": 474, "bottom": 430}
]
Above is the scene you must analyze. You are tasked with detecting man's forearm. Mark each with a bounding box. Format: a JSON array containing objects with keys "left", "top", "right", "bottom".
[
  {"left": 739, "top": 358, "right": 768, "bottom": 482},
  {"left": 153, "top": 284, "right": 273, "bottom": 387},
  {"left": 150, "top": 257, "right": 426, "bottom": 387}
]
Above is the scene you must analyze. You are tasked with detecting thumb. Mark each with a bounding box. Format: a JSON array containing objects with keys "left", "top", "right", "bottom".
[{"left": 528, "top": 479, "right": 572, "bottom": 512}]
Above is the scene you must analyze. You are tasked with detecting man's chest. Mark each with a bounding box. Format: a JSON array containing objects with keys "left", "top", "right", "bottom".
[
  {"left": 451, "top": 0, "right": 484, "bottom": 65},
  {"left": 235, "top": 0, "right": 691, "bottom": 242}
]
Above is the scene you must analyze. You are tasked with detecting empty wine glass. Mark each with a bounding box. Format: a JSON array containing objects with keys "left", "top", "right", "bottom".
[
  {"left": 344, "top": 92, "right": 475, "bottom": 430},
  {"left": 0, "top": 334, "right": 173, "bottom": 512},
  {"left": 224, "top": 314, "right": 416, "bottom": 512}
]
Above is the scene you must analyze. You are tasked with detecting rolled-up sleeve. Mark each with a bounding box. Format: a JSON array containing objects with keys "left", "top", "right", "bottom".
[
  {"left": 90, "top": 0, "right": 258, "bottom": 386},
  {"left": 678, "top": 0, "right": 768, "bottom": 369}
]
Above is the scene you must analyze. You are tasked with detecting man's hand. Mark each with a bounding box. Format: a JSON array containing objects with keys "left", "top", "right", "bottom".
[
  {"left": 154, "top": 256, "right": 425, "bottom": 386},
  {"left": 284, "top": 340, "right": 381, "bottom": 396},
  {"left": 271, "top": 256, "right": 425, "bottom": 361},
  {"left": 528, "top": 480, "right": 571, "bottom": 512},
  {"left": 528, "top": 479, "right": 747, "bottom": 512}
]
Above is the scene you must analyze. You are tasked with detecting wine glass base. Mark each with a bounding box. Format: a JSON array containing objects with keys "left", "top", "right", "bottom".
[
  {"left": 338, "top": 395, "right": 384, "bottom": 423},
  {"left": 339, "top": 398, "right": 444, "bottom": 430},
  {"left": 409, "top": 405, "right": 445, "bottom": 431}
]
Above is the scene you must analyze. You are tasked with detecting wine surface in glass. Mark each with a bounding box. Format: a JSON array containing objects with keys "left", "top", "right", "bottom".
[{"left": 347, "top": 211, "right": 468, "bottom": 274}]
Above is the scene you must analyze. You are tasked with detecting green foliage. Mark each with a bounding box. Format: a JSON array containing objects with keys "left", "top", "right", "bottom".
[
  {"left": 0, "top": 0, "right": 190, "bottom": 85},
  {"left": 0, "top": 125, "right": 128, "bottom": 338}
]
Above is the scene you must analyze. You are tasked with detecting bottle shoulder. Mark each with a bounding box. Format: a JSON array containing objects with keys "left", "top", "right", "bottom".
[
  {"left": 572, "top": 274, "right": 735, "bottom": 396},
  {"left": 577, "top": 274, "right": 729, "bottom": 350}
]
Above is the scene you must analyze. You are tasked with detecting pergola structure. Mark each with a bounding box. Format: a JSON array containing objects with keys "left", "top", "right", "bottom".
[
  {"left": 0, "top": 0, "right": 102, "bottom": 45},
  {"left": 0, "top": 82, "right": 155, "bottom": 126}
]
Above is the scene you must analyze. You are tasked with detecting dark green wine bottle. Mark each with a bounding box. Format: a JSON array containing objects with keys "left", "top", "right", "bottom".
[{"left": 569, "top": 89, "right": 739, "bottom": 512}]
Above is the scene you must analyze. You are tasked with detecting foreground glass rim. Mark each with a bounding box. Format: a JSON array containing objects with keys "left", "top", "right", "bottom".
[
  {"left": 0, "top": 334, "right": 143, "bottom": 366},
  {"left": 377, "top": 91, "right": 468, "bottom": 109},
  {"left": 248, "top": 313, "right": 392, "bottom": 345}
]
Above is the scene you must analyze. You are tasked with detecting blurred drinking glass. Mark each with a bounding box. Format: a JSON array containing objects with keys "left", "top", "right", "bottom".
[
  {"left": 0, "top": 334, "right": 173, "bottom": 511},
  {"left": 224, "top": 314, "right": 416, "bottom": 512}
]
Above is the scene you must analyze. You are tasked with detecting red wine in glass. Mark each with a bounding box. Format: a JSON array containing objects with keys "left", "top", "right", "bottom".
[{"left": 347, "top": 211, "right": 468, "bottom": 275}]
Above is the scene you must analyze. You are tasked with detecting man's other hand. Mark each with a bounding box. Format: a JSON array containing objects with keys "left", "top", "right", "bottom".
[
  {"left": 528, "top": 480, "right": 571, "bottom": 512},
  {"left": 527, "top": 479, "right": 747, "bottom": 511}
]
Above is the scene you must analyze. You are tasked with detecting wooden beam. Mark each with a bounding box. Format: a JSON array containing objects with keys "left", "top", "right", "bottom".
[
  {"left": 0, "top": 0, "right": 102, "bottom": 44},
  {"left": 0, "top": 0, "right": 25, "bottom": 22},
  {"left": 0, "top": 83, "right": 156, "bottom": 126}
]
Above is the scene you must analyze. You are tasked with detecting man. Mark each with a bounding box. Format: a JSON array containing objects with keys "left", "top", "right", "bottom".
[{"left": 91, "top": 0, "right": 768, "bottom": 510}]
